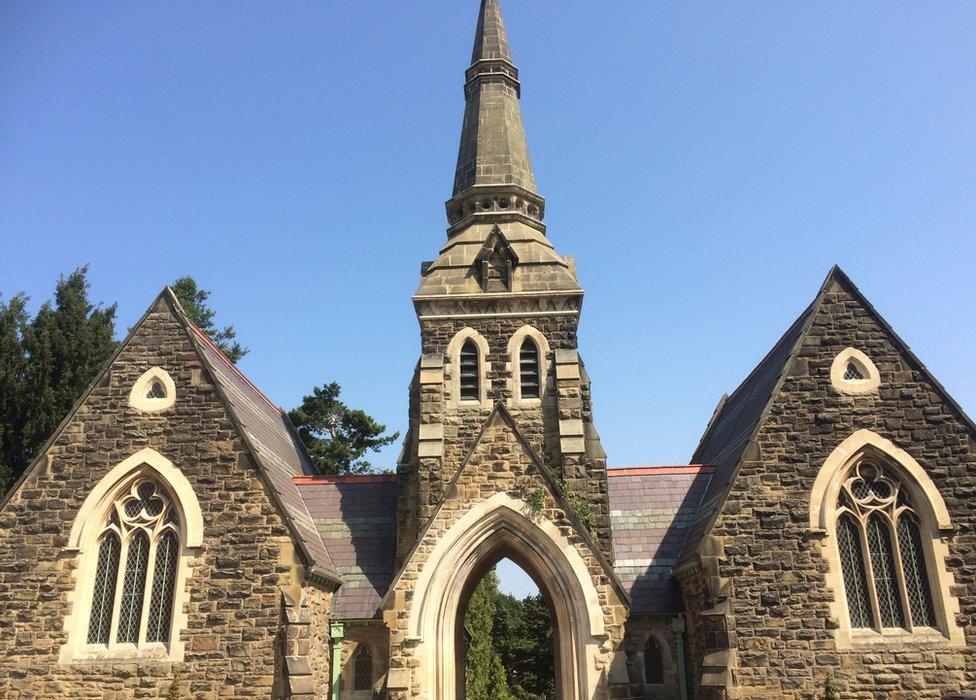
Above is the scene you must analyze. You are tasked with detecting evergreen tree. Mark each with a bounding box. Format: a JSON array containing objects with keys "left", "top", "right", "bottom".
[
  {"left": 288, "top": 383, "right": 399, "bottom": 475},
  {"left": 0, "top": 267, "right": 117, "bottom": 494},
  {"left": 464, "top": 568, "right": 513, "bottom": 700},
  {"left": 171, "top": 276, "right": 247, "bottom": 363},
  {"left": 0, "top": 294, "right": 29, "bottom": 491},
  {"left": 494, "top": 591, "right": 555, "bottom": 699}
]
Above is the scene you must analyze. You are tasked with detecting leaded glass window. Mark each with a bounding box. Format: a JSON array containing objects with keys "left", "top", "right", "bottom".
[
  {"left": 643, "top": 637, "right": 664, "bottom": 685},
  {"left": 519, "top": 339, "right": 540, "bottom": 399},
  {"left": 834, "top": 458, "right": 938, "bottom": 632},
  {"left": 459, "top": 340, "right": 480, "bottom": 401},
  {"left": 843, "top": 362, "right": 865, "bottom": 381},
  {"left": 147, "top": 380, "right": 167, "bottom": 399},
  {"left": 85, "top": 477, "right": 181, "bottom": 649},
  {"left": 353, "top": 644, "right": 373, "bottom": 691}
]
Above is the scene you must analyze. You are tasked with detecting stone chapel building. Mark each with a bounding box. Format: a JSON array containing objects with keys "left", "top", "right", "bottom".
[{"left": 2, "top": 1, "right": 975, "bottom": 698}]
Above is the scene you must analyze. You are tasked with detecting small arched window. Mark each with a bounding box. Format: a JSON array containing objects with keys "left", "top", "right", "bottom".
[
  {"left": 353, "top": 644, "right": 373, "bottom": 691},
  {"left": 835, "top": 459, "right": 937, "bottom": 631},
  {"left": 85, "top": 479, "right": 181, "bottom": 648},
  {"left": 459, "top": 340, "right": 480, "bottom": 401},
  {"left": 519, "top": 339, "right": 540, "bottom": 399},
  {"left": 643, "top": 637, "right": 664, "bottom": 685}
]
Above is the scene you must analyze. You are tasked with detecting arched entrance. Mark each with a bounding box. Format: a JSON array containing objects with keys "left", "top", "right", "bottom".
[
  {"left": 402, "top": 493, "right": 609, "bottom": 699},
  {"left": 456, "top": 552, "right": 557, "bottom": 699}
]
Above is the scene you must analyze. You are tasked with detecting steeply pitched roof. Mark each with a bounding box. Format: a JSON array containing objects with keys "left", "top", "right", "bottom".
[
  {"left": 675, "top": 288, "right": 820, "bottom": 569},
  {"left": 171, "top": 292, "right": 340, "bottom": 583},
  {"left": 453, "top": 0, "right": 536, "bottom": 197},
  {"left": 675, "top": 265, "right": 976, "bottom": 570},
  {"left": 297, "top": 475, "right": 397, "bottom": 620},
  {"left": 609, "top": 466, "right": 713, "bottom": 614}
]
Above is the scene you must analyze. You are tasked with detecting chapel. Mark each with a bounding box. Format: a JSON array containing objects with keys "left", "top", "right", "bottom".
[{"left": 1, "top": 2, "right": 975, "bottom": 699}]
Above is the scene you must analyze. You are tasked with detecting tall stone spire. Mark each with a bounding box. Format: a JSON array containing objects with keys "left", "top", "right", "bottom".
[{"left": 447, "top": 0, "right": 545, "bottom": 231}]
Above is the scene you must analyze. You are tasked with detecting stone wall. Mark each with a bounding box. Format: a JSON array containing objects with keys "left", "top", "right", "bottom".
[
  {"left": 397, "top": 312, "right": 613, "bottom": 560},
  {"left": 706, "top": 281, "right": 976, "bottom": 698},
  {"left": 0, "top": 300, "right": 323, "bottom": 698},
  {"left": 622, "top": 615, "right": 684, "bottom": 700},
  {"left": 339, "top": 621, "right": 389, "bottom": 698},
  {"left": 384, "top": 409, "right": 626, "bottom": 699}
]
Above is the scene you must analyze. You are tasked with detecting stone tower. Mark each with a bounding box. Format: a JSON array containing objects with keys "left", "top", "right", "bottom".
[{"left": 396, "top": 0, "right": 612, "bottom": 561}]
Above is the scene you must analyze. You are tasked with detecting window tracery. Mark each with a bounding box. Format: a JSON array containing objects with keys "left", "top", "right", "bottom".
[
  {"left": 84, "top": 479, "right": 181, "bottom": 649},
  {"left": 835, "top": 459, "right": 937, "bottom": 632}
]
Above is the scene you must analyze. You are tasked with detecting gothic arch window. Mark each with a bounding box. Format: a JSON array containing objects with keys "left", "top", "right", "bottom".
[
  {"left": 506, "top": 326, "right": 550, "bottom": 406},
  {"left": 459, "top": 340, "right": 480, "bottom": 401},
  {"left": 830, "top": 348, "right": 881, "bottom": 395},
  {"left": 353, "top": 644, "right": 373, "bottom": 691},
  {"left": 811, "top": 430, "right": 964, "bottom": 648},
  {"left": 61, "top": 448, "right": 202, "bottom": 663},
  {"left": 835, "top": 460, "right": 936, "bottom": 631},
  {"left": 643, "top": 637, "right": 664, "bottom": 685},
  {"left": 447, "top": 329, "right": 490, "bottom": 407},
  {"left": 519, "top": 339, "right": 540, "bottom": 399},
  {"left": 129, "top": 367, "right": 177, "bottom": 413}
]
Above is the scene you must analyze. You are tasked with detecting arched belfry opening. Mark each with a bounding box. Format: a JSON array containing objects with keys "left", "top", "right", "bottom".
[{"left": 457, "top": 553, "right": 556, "bottom": 699}]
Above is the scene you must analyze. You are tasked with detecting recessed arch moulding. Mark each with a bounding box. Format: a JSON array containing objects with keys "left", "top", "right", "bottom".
[{"left": 382, "top": 492, "right": 628, "bottom": 699}]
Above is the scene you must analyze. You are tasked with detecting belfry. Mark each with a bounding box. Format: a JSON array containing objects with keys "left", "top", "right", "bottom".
[{"left": 2, "top": 1, "right": 976, "bottom": 698}]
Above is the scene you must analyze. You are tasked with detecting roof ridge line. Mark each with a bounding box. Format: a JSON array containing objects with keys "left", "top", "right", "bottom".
[{"left": 185, "top": 322, "right": 280, "bottom": 413}]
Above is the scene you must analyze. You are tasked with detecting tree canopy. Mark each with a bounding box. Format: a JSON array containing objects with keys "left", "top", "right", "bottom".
[
  {"left": 170, "top": 276, "right": 248, "bottom": 363},
  {"left": 464, "top": 566, "right": 555, "bottom": 700},
  {"left": 0, "top": 267, "right": 118, "bottom": 493},
  {"left": 287, "top": 382, "right": 399, "bottom": 475}
]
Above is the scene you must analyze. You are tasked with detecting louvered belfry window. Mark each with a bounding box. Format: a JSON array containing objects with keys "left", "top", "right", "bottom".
[
  {"left": 459, "top": 340, "right": 480, "bottom": 401},
  {"left": 835, "top": 459, "right": 937, "bottom": 631},
  {"left": 519, "top": 339, "right": 541, "bottom": 399},
  {"left": 85, "top": 478, "right": 181, "bottom": 648}
]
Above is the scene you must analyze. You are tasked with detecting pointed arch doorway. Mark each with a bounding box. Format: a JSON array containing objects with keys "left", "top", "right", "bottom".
[
  {"left": 457, "top": 551, "right": 557, "bottom": 699},
  {"left": 400, "top": 493, "right": 610, "bottom": 700}
]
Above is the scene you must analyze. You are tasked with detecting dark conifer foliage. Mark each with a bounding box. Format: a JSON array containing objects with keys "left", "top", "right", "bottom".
[
  {"left": 170, "top": 276, "right": 248, "bottom": 364},
  {"left": 0, "top": 267, "right": 117, "bottom": 493},
  {"left": 288, "top": 382, "right": 399, "bottom": 475}
]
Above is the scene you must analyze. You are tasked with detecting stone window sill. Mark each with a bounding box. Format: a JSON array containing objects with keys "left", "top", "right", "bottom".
[{"left": 849, "top": 627, "right": 951, "bottom": 648}]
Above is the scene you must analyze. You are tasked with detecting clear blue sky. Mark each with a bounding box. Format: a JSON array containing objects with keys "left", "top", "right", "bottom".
[{"left": 3, "top": 2, "right": 974, "bottom": 490}]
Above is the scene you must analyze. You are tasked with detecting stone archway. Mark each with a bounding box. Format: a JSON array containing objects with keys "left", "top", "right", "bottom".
[
  {"left": 403, "top": 493, "right": 609, "bottom": 700},
  {"left": 454, "top": 547, "right": 559, "bottom": 699}
]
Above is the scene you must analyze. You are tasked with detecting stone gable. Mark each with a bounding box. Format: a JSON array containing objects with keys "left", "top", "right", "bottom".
[
  {"left": 0, "top": 295, "right": 329, "bottom": 698},
  {"left": 383, "top": 406, "right": 627, "bottom": 699},
  {"left": 697, "top": 276, "right": 976, "bottom": 698}
]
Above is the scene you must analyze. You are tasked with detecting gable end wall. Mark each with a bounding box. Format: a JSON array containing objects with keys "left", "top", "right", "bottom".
[{"left": 707, "top": 284, "right": 976, "bottom": 697}]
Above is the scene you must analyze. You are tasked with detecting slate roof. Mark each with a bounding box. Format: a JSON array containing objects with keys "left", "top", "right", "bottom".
[
  {"left": 674, "top": 302, "right": 814, "bottom": 569},
  {"left": 297, "top": 475, "right": 398, "bottom": 620},
  {"left": 298, "top": 463, "right": 716, "bottom": 619},
  {"left": 178, "top": 307, "right": 339, "bottom": 582},
  {"left": 609, "top": 466, "right": 714, "bottom": 614}
]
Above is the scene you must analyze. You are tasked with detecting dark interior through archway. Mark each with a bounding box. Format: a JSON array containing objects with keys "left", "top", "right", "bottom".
[{"left": 459, "top": 556, "right": 557, "bottom": 700}]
